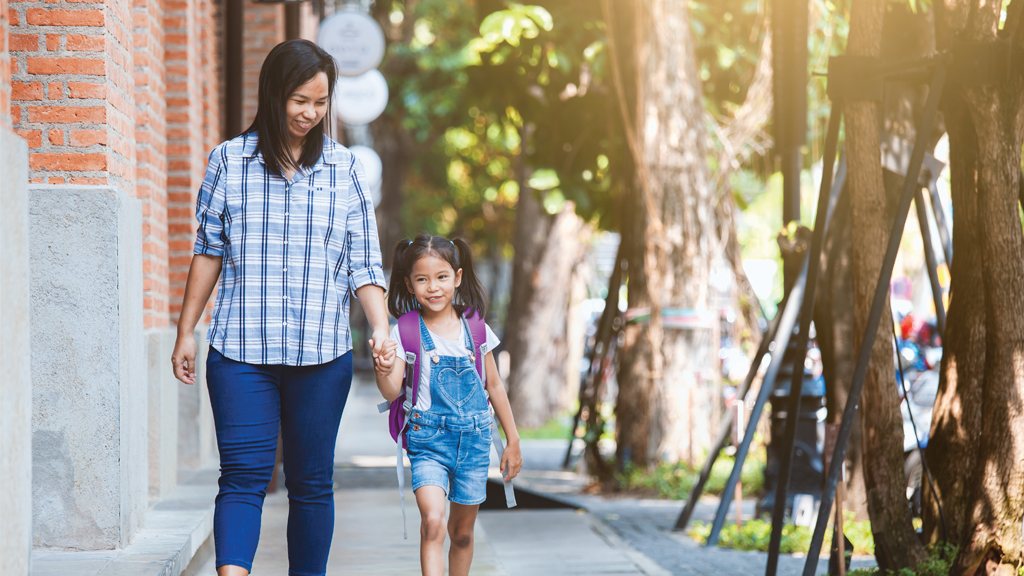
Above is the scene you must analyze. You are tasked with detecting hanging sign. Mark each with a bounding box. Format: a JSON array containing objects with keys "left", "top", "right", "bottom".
[
  {"left": 317, "top": 11, "right": 386, "bottom": 77},
  {"left": 334, "top": 69, "right": 389, "bottom": 126}
]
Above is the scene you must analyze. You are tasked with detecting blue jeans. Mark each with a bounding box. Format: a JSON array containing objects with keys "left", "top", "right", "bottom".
[{"left": 206, "top": 347, "right": 352, "bottom": 576}]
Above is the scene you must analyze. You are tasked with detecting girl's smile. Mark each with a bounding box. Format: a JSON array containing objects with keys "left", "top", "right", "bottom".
[{"left": 406, "top": 254, "right": 463, "bottom": 317}]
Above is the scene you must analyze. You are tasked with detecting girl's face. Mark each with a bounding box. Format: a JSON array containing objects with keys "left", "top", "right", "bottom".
[
  {"left": 406, "top": 254, "right": 463, "bottom": 315},
  {"left": 285, "top": 71, "right": 329, "bottom": 144}
]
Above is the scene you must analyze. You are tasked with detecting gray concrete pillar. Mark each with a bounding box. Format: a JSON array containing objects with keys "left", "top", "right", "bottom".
[
  {"left": 0, "top": 128, "right": 32, "bottom": 573},
  {"left": 178, "top": 327, "right": 217, "bottom": 473},
  {"left": 147, "top": 327, "right": 179, "bottom": 498},
  {"left": 29, "top": 185, "right": 147, "bottom": 550}
]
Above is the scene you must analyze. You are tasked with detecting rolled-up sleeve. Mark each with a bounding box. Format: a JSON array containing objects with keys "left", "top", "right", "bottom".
[
  {"left": 346, "top": 157, "right": 386, "bottom": 294},
  {"left": 194, "top": 145, "right": 227, "bottom": 256}
]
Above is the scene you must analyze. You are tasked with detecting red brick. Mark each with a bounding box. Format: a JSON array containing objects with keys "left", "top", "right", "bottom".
[
  {"left": 48, "top": 177, "right": 65, "bottom": 184},
  {"left": 9, "top": 7, "right": 19, "bottom": 26},
  {"left": 12, "top": 82, "right": 43, "bottom": 101},
  {"left": 69, "top": 177, "right": 107, "bottom": 185},
  {"left": 46, "top": 34, "right": 59, "bottom": 50},
  {"left": 27, "top": 57, "right": 105, "bottom": 75},
  {"left": 11, "top": 106, "right": 22, "bottom": 124},
  {"left": 68, "top": 82, "right": 104, "bottom": 99},
  {"left": 30, "top": 153, "right": 107, "bottom": 171},
  {"left": 10, "top": 34, "right": 39, "bottom": 51},
  {"left": 47, "top": 82, "right": 63, "bottom": 99},
  {"left": 49, "top": 129, "right": 63, "bottom": 145},
  {"left": 67, "top": 34, "right": 104, "bottom": 51},
  {"left": 16, "top": 129, "right": 42, "bottom": 148},
  {"left": 25, "top": 8, "right": 104, "bottom": 27},
  {"left": 28, "top": 106, "right": 105, "bottom": 123},
  {"left": 70, "top": 129, "right": 105, "bottom": 146}
]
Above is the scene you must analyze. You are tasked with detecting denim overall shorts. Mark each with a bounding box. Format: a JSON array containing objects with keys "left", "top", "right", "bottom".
[{"left": 406, "top": 316, "right": 493, "bottom": 505}]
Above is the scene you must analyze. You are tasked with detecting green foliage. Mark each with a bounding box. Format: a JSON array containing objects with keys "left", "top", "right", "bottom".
[
  {"left": 689, "top": 511, "right": 875, "bottom": 556},
  {"left": 514, "top": 412, "right": 574, "bottom": 440},
  {"left": 617, "top": 448, "right": 766, "bottom": 499},
  {"left": 847, "top": 543, "right": 957, "bottom": 576}
]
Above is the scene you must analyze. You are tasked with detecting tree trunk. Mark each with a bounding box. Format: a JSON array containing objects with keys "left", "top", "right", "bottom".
[
  {"left": 504, "top": 176, "right": 589, "bottom": 428},
  {"left": 845, "top": 0, "right": 927, "bottom": 568},
  {"left": 923, "top": 1, "right": 986, "bottom": 544},
  {"left": 943, "top": 1, "right": 1024, "bottom": 571},
  {"left": 612, "top": 0, "right": 716, "bottom": 467},
  {"left": 814, "top": 189, "right": 870, "bottom": 521}
]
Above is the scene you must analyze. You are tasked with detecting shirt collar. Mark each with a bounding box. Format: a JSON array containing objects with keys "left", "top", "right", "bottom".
[{"left": 241, "top": 133, "right": 338, "bottom": 174}]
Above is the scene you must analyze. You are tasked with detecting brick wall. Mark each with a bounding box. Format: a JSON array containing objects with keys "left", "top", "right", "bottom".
[
  {"left": 1, "top": 0, "right": 10, "bottom": 128},
  {"left": 135, "top": 0, "right": 168, "bottom": 328},
  {"left": 9, "top": 0, "right": 137, "bottom": 189},
  {"left": 165, "top": 0, "right": 220, "bottom": 321},
  {"left": 243, "top": 1, "right": 282, "bottom": 127}
]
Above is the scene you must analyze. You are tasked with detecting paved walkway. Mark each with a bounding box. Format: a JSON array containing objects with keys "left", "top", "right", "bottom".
[
  {"left": 192, "top": 374, "right": 877, "bottom": 576},
  {"left": 193, "top": 375, "right": 667, "bottom": 575}
]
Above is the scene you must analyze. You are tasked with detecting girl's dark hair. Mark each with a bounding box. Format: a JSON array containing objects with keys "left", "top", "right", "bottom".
[
  {"left": 245, "top": 39, "right": 337, "bottom": 177},
  {"left": 388, "top": 234, "right": 488, "bottom": 319}
]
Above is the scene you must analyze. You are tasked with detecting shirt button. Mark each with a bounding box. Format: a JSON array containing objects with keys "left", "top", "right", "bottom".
[
  {"left": 283, "top": 267, "right": 287, "bottom": 271},
  {"left": 283, "top": 322, "right": 287, "bottom": 326},
  {"left": 283, "top": 241, "right": 288, "bottom": 245}
]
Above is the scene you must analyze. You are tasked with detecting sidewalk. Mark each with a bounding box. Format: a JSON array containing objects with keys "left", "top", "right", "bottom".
[{"left": 193, "top": 375, "right": 666, "bottom": 575}]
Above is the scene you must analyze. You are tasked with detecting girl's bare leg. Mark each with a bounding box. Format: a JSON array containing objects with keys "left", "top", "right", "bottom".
[
  {"left": 447, "top": 502, "right": 480, "bottom": 576},
  {"left": 217, "top": 565, "right": 249, "bottom": 576},
  {"left": 415, "top": 486, "right": 448, "bottom": 576}
]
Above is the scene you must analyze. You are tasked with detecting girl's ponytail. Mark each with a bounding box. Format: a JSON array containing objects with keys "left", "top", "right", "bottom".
[
  {"left": 387, "top": 239, "right": 416, "bottom": 318},
  {"left": 451, "top": 237, "right": 487, "bottom": 319}
]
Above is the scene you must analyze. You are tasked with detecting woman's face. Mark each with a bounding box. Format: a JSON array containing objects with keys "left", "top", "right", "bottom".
[{"left": 285, "top": 71, "right": 330, "bottom": 144}]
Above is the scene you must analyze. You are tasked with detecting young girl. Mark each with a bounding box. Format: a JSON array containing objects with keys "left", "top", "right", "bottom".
[{"left": 371, "top": 234, "right": 523, "bottom": 576}]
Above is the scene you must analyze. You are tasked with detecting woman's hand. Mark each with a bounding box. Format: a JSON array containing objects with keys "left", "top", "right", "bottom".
[
  {"left": 171, "top": 333, "right": 198, "bottom": 385},
  {"left": 500, "top": 440, "right": 523, "bottom": 482}
]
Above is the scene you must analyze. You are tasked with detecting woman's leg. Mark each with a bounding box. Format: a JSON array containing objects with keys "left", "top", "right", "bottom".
[
  {"left": 447, "top": 502, "right": 480, "bottom": 576},
  {"left": 206, "top": 349, "right": 281, "bottom": 574},
  {"left": 415, "top": 485, "right": 449, "bottom": 576},
  {"left": 278, "top": 352, "right": 352, "bottom": 576}
]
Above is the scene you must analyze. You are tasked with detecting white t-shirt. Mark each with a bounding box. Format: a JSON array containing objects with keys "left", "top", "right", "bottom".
[{"left": 390, "top": 320, "right": 500, "bottom": 411}]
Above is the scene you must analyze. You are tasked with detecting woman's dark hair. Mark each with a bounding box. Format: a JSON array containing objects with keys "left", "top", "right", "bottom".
[
  {"left": 246, "top": 39, "right": 337, "bottom": 177},
  {"left": 388, "top": 234, "right": 487, "bottom": 319}
]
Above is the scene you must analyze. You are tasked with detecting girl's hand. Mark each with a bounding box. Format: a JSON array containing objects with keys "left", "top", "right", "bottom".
[
  {"left": 373, "top": 339, "right": 399, "bottom": 375},
  {"left": 500, "top": 440, "right": 523, "bottom": 482},
  {"left": 171, "top": 333, "right": 198, "bottom": 385},
  {"left": 369, "top": 327, "right": 390, "bottom": 360}
]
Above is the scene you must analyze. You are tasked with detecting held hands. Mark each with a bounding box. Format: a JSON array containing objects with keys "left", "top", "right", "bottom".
[
  {"left": 369, "top": 332, "right": 398, "bottom": 376},
  {"left": 500, "top": 440, "right": 523, "bottom": 482}
]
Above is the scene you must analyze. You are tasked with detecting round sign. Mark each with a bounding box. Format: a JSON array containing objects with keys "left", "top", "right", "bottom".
[
  {"left": 349, "top": 145, "right": 382, "bottom": 189},
  {"left": 317, "top": 11, "right": 386, "bottom": 77},
  {"left": 334, "top": 69, "right": 389, "bottom": 126}
]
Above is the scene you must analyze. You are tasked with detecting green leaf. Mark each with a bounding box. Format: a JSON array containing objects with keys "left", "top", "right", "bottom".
[{"left": 528, "top": 169, "right": 560, "bottom": 190}]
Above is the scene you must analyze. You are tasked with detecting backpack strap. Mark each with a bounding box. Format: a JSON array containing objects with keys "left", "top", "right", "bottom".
[
  {"left": 464, "top": 309, "right": 517, "bottom": 508},
  {"left": 465, "top": 308, "right": 487, "bottom": 382},
  {"left": 395, "top": 310, "right": 424, "bottom": 537},
  {"left": 397, "top": 310, "right": 422, "bottom": 406}
]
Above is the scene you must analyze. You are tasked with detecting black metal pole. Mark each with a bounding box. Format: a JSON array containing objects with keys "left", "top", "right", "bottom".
[
  {"left": 705, "top": 259, "right": 806, "bottom": 547},
  {"left": 225, "top": 0, "right": 244, "bottom": 139},
  {"left": 915, "top": 187, "right": 947, "bottom": 335},
  {"left": 926, "top": 180, "right": 953, "bottom": 266},
  {"left": 674, "top": 289, "right": 789, "bottom": 532},
  {"left": 764, "top": 100, "right": 843, "bottom": 576},
  {"left": 703, "top": 143, "right": 848, "bottom": 546},
  {"left": 801, "top": 64, "right": 947, "bottom": 576}
]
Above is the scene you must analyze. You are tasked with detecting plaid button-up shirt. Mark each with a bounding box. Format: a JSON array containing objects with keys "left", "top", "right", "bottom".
[{"left": 194, "top": 132, "right": 386, "bottom": 366}]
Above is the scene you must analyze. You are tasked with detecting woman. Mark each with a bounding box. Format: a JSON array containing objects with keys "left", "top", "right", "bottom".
[{"left": 171, "top": 39, "right": 390, "bottom": 576}]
